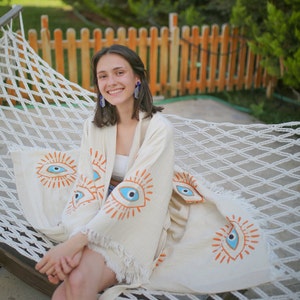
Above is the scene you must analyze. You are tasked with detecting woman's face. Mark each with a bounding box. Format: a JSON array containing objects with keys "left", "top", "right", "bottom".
[{"left": 96, "top": 53, "right": 139, "bottom": 109}]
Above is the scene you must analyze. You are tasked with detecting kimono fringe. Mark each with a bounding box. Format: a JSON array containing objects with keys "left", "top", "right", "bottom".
[{"left": 82, "top": 228, "right": 150, "bottom": 284}]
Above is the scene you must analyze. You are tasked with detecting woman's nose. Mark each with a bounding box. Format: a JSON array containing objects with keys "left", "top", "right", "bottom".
[{"left": 107, "top": 75, "right": 116, "bottom": 85}]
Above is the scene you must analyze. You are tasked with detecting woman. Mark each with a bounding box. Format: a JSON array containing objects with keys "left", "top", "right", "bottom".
[{"left": 35, "top": 44, "right": 175, "bottom": 299}]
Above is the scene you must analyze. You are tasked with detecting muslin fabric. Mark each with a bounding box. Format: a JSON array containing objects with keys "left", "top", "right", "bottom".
[{"left": 11, "top": 112, "right": 274, "bottom": 298}]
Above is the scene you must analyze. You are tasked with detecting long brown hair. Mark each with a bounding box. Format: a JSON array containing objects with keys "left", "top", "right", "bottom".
[{"left": 92, "top": 44, "right": 163, "bottom": 128}]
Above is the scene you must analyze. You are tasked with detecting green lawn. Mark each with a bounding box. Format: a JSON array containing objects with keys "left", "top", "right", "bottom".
[{"left": 0, "top": 0, "right": 99, "bottom": 35}]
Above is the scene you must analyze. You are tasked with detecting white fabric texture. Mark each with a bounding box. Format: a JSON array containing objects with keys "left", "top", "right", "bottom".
[{"left": 11, "top": 112, "right": 274, "bottom": 297}]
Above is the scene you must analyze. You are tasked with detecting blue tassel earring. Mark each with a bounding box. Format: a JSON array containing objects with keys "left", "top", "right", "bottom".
[
  {"left": 134, "top": 81, "right": 141, "bottom": 99},
  {"left": 99, "top": 95, "right": 106, "bottom": 108}
]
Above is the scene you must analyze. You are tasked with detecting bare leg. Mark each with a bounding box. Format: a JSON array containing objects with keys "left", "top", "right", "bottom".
[{"left": 52, "top": 247, "right": 117, "bottom": 300}]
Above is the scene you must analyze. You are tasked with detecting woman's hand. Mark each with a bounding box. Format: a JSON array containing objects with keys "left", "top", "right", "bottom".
[{"left": 35, "top": 232, "right": 88, "bottom": 281}]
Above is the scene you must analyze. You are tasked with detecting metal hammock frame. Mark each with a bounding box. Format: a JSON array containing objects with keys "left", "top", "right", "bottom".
[{"left": 0, "top": 6, "right": 299, "bottom": 300}]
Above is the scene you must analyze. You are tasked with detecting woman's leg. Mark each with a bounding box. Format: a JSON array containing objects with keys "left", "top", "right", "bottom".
[{"left": 52, "top": 247, "right": 117, "bottom": 300}]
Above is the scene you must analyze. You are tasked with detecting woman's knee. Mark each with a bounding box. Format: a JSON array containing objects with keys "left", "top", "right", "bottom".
[{"left": 67, "top": 268, "right": 87, "bottom": 293}]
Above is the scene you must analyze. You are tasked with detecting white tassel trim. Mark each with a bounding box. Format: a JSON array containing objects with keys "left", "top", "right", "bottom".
[{"left": 82, "top": 228, "right": 150, "bottom": 285}]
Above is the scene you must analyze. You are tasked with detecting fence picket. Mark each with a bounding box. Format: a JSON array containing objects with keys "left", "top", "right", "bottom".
[
  {"left": 227, "top": 27, "right": 238, "bottom": 91},
  {"left": 66, "top": 28, "right": 77, "bottom": 83},
  {"left": 160, "top": 27, "right": 169, "bottom": 95},
  {"left": 218, "top": 24, "right": 229, "bottom": 92},
  {"left": 180, "top": 26, "right": 190, "bottom": 95},
  {"left": 80, "top": 28, "right": 91, "bottom": 89},
  {"left": 128, "top": 27, "right": 137, "bottom": 51},
  {"left": 54, "top": 29, "right": 64, "bottom": 75},
  {"left": 199, "top": 26, "right": 209, "bottom": 93}
]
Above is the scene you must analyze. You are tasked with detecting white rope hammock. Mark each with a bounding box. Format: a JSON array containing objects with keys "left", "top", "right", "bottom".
[{"left": 0, "top": 10, "right": 299, "bottom": 300}]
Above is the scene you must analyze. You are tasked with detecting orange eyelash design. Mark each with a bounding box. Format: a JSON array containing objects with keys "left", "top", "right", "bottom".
[
  {"left": 65, "top": 174, "right": 97, "bottom": 214},
  {"left": 36, "top": 151, "right": 77, "bottom": 188},
  {"left": 155, "top": 252, "right": 167, "bottom": 267},
  {"left": 104, "top": 169, "right": 153, "bottom": 220},
  {"left": 173, "top": 171, "right": 204, "bottom": 204},
  {"left": 89, "top": 148, "right": 106, "bottom": 200},
  {"left": 212, "top": 215, "right": 260, "bottom": 264}
]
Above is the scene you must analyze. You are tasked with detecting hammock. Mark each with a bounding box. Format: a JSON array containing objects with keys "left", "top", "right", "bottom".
[{"left": 0, "top": 6, "right": 299, "bottom": 300}]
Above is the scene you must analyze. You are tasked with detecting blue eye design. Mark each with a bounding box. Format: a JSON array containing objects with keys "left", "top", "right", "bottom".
[
  {"left": 93, "top": 170, "right": 100, "bottom": 181},
  {"left": 176, "top": 185, "right": 194, "bottom": 196},
  {"left": 74, "top": 191, "right": 84, "bottom": 202},
  {"left": 47, "top": 165, "right": 67, "bottom": 174},
  {"left": 226, "top": 227, "right": 239, "bottom": 250},
  {"left": 119, "top": 187, "right": 139, "bottom": 201}
]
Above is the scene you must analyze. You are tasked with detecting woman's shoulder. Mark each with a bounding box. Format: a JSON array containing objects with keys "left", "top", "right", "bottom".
[
  {"left": 147, "top": 112, "right": 174, "bottom": 138},
  {"left": 151, "top": 112, "right": 173, "bottom": 129}
]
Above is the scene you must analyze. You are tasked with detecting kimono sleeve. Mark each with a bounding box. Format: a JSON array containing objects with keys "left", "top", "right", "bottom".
[{"left": 61, "top": 118, "right": 102, "bottom": 237}]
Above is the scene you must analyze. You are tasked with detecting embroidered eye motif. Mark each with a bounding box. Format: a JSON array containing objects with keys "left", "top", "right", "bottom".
[
  {"left": 66, "top": 174, "right": 97, "bottom": 214},
  {"left": 36, "top": 151, "right": 77, "bottom": 188},
  {"left": 104, "top": 169, "right": 153, "bottom": 220},
  {"left": 90, "top": 148, "right": 106, "bottom": 200},
  {"left": 212, "top": 215, "right": 260, "bottom": 264},
  {"left": 173, "top": 171, "right": 204, "bottom": 204}
]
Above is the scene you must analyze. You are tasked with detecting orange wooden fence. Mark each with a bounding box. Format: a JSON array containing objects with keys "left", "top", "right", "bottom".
[{"left": 26, "top": 13, "right": 267, "bottom": 97}]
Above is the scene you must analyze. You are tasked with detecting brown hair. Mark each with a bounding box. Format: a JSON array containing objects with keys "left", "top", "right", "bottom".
[{"left": 92, "top": 44, "right": 163, "bottom": 127}]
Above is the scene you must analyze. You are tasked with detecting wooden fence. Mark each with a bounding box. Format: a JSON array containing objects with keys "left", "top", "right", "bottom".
[{"left": 26, "top": 13, "right": 267, "bottom": 97}]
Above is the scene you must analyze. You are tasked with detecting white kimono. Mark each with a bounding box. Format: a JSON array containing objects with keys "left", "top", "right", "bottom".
[{"left": 11, "top": 112, "right": 275, "bottom": 298}]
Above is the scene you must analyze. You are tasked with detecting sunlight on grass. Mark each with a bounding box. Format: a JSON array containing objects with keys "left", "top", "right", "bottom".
[{"left": 6, "top": 0, "right": 70, "bottom": 9}]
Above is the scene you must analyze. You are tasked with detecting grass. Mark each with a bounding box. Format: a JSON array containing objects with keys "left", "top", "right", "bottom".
[
  {"left": 210, "top": 89, "right": 300, "bottom": 124},
  {"left": 0, "top": 0, "right": 99, "bottom": 35}
]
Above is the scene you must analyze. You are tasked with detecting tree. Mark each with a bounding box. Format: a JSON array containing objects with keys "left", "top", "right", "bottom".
[{"left": 231, "top": 0, "right": 300, "bottom": 98}]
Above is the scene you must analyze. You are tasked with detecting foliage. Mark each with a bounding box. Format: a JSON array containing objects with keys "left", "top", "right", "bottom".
[
  {"left": 211, "top": 89, "right": 300, "bottom": 123},
  {"left": 230, "top": 0, "right": 300, "bottom": 93},
  {"left": 61, "top": 0, "right": 236, "bottom": 28}
]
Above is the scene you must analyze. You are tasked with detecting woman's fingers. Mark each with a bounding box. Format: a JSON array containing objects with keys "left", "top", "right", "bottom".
[
  {"left": 54, "top": 261, "right": 67, "bottom": 281},
  {"left": 36, "top": 257, "right": 54, "bottom": 275},
  {"left": 60, "top": 256, "right": 73, "bottom": 275},
  {"left": 48, "top": 274, "right": 60, "bottom": 285}
]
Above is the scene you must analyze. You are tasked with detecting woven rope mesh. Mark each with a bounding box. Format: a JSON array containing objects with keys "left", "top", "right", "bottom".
[{"left": 0, "top": 25, "right": 299, "bottom": 300}]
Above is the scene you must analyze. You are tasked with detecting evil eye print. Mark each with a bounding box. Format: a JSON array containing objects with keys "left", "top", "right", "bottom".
[
  {"left": 66, "top": 174, "right": 97, "bottom": 214},
  {"left": 104, "top": 169, "right": 153, "bottom": 220},
  {"left": 173, "top": 171, "right": 204, "bottom": 204},
  {"left": 36, "top": 151, "right": 77, "bottom": 188},
  {"left": 212, "top": 215, "right": 260, "bottom": 264},
  {"left": 89, "top": 148, "right": 106, "bottom": 199},
  {"left": 119, "top": 187, "right": 139, "bottom": 201}
]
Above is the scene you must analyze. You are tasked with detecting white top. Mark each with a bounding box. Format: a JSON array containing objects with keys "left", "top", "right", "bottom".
[{"left": 112, "top": 154, "right": 129, "bottom": 182}]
